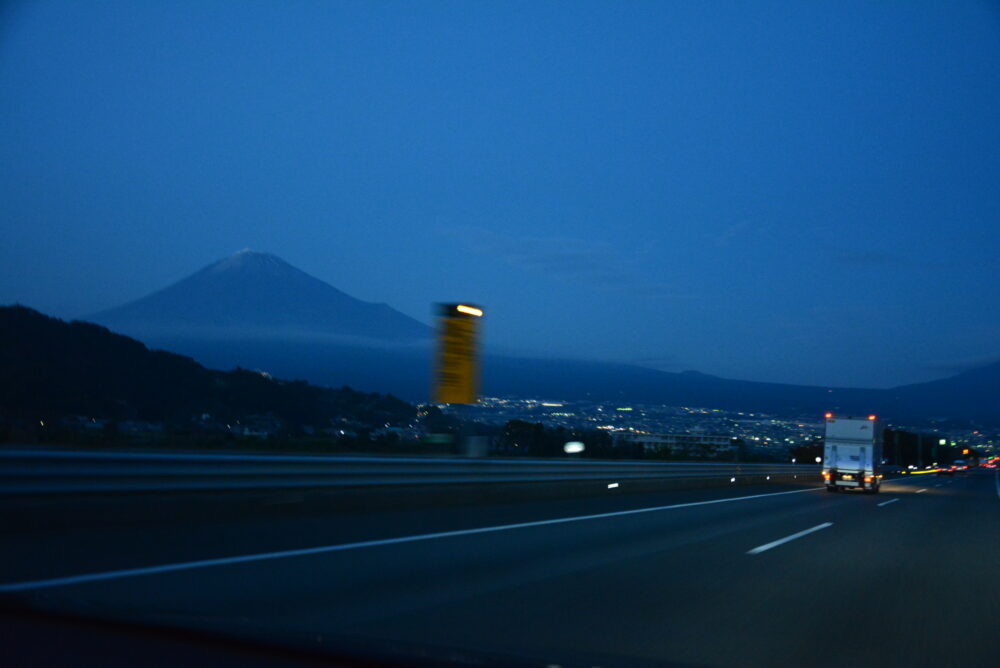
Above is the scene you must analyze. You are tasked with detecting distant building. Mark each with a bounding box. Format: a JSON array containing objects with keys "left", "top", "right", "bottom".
[
  {"left": 61, "top": 416, "right": 108, "bottom": 431},
  {"left": 371, "top": 426, "right": 420, "bottom": 441},
  {"left": 614, "top": 432, "right": 736, "bottom": 457},
  {"left": 232, "top": 414, "right": 283, "bottom": 437},
  {"left": 118, "top": 420, "right": 164, "bottom": 434}
]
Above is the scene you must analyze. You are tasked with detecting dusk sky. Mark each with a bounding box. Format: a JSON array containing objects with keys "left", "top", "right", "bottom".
[{"left": 2, "top": 1, "right": 999, "bottom": 389}]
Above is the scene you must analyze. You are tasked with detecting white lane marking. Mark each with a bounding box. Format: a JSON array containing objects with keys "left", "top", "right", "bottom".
[
  {"left": 607, "top": 482, "right": 619, "bottom": 489},
  {"left": 877, "top": 498, "right": 899, "bottom": 507},
  {"left": 747, "top": 523, "right": 833, "bottom": 555},
  {"left": 916, "top": 488, "right": 927, "bottom": 493},
  {"left": 0, "top": 486, "right": 824, "bottom": 593}
]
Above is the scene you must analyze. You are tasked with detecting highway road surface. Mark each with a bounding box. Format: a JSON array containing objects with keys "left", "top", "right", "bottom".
[{"left": 2, "top": 471, "right": 998, "bottom": 667}]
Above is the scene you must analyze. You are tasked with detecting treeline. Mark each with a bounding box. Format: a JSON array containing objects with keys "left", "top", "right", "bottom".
[
  {"left": 491, "top": 419, "right": 631, "bottom": 458},
  {"left": 883, "top": 428, "right": 973, "bottom": 466},
  {"left": 788, "top": 428, "right": 977, "bottom": 467},
  {"left": 487, "top": 420, "right": 781, "bottom": 461}
]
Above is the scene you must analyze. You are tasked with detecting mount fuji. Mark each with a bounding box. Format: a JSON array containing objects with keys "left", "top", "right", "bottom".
[{"left": 90, "top": 250, "right": 432, "bottom": 343}]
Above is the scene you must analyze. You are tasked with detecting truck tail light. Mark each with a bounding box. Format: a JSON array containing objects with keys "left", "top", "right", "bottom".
[{"left": 864, "top": 476, "right": 873, "bottom": 483}]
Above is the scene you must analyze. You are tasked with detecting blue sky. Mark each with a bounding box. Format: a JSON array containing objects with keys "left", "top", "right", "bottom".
[{"left": 2, "top": 0, "right": 999, "bottom": 388}]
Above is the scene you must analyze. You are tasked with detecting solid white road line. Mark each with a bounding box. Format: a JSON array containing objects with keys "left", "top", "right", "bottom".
[
  {"left": 0, "top": 486, "right": 824, "bottom": 593},
  {"left": 916, "top": 488, "right": 927, "bottom": 493},
  {"left": 747, "top": 522, "right": 833, "bottom": 555},
  {"left": 877, "top": 498, "right": 899, "bottom": 507}
]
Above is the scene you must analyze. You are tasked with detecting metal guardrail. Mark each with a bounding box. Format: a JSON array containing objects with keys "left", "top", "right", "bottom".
[{"left": 0, "top": 448, "right": 822, "bottom": 494}]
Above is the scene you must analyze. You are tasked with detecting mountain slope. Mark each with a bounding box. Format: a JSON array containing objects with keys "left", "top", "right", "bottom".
[
  {"left": 143, "top": 335, "right": 905, "bottom": 418},
  {"left": 889, "top": 360, "right": 1000, "bottom": 421},
  {"left": 9, "top": 303, "right": 998, "bottom": 424},
  {"left": 90, "top": 250, "right": 432, "bottom": 342},
  {"left": 73, "top": 249, "right": 1000, "bottom": 424},
  {"left": 144, "top": 334, "right": 1000, "bottom": 423},
  {"left": 0, "top": 305, "right": 413, "bottom": 425}
]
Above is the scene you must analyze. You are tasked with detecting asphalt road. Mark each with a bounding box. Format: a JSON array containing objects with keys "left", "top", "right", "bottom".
[{"left": 2, "top": 472, "right": 998, "bottom": 667}]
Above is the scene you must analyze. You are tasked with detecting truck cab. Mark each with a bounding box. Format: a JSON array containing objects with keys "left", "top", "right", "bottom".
[{"left": 822, "top": 413, "right": 883, "bottom": 494}]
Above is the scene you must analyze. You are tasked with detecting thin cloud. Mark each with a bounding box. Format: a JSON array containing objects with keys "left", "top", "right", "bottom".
[
  {"left": 444, "top": 226, "right": 694, "bottom": 300},
  {"left": 922, "top": 353, "right": 1000, "bottom": 376},
  {"left": 713, "top": 220, "right": 755, "bottom": 247},
  {"left": 834, "top": 250, "right": 901, "bottom": 266},
  {"left": 630, "top": 354, "right": 682, "bottom": 371}
]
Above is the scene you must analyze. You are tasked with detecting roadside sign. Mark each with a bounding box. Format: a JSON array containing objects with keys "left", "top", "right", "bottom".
[{"left": 432, "top": 304, "right": 482, "bottom": 404}]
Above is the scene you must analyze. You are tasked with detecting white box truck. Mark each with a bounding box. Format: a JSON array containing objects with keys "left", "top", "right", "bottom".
[{"left": 822, "top": 414, "right": 883, "bottom": 493}]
